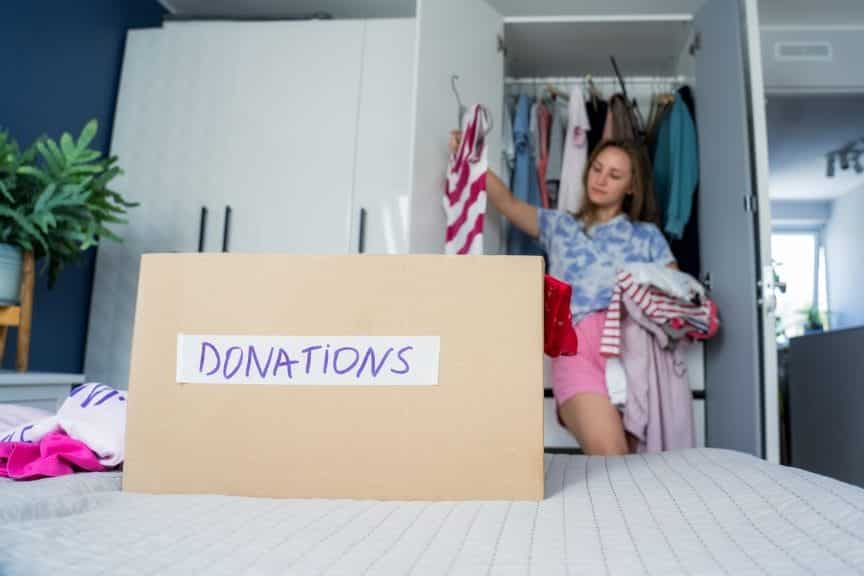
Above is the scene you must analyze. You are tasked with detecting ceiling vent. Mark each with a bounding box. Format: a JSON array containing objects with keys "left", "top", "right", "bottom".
[{"left": 773, "top": 41, "right": 833, "bottom": 62}]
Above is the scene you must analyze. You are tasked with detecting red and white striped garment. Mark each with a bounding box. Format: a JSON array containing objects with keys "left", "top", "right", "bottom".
[
  {"left": 445, "top": 104, "right": 489, "bottom": 255},
  {"left": 600, "top": 271, "right": 718, "bottom": 356}
]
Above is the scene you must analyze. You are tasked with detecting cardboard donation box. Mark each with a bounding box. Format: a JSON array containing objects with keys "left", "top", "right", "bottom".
[{"left": 123, "top": 254, "right": 544, "bottom": 500}]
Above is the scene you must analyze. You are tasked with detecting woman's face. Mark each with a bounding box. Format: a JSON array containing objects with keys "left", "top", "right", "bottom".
[{"left": 586, "top": 147, "right": 633, "bottom": 212}]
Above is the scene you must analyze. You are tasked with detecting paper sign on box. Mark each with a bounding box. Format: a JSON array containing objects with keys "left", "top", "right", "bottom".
[{"left": 176, "top": 335, "right": 441, "bottom": 386}]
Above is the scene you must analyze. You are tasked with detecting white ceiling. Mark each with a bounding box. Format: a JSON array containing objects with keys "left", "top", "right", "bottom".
[
  {"left": 767, "top": 95, "right": 864, "bottom": 200},
  {"left": 159, "top": 0, "right": 864, "bottom": 25}
]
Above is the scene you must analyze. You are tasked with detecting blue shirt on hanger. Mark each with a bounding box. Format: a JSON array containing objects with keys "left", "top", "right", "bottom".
[{"left": 508, "top": 94, "right": 545, "bottom": 256}]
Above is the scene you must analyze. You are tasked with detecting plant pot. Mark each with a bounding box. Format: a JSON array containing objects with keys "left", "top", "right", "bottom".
[{"left": 0, "top": 243, "right": 23, "bottom": 305}]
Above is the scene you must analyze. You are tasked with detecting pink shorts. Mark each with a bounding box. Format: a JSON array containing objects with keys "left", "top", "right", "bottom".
[{"left": 550, "top": 311, "right": 609, "bottom": 410}]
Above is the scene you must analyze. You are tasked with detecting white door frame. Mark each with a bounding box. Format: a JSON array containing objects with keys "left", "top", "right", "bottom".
[{"left": 742, "top": 0, "right": 780, "bottom": 464}]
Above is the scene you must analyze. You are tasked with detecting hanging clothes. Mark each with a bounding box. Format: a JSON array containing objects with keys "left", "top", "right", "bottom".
[
  {"left": 537, "top": 101, "right": 552, "bottom": 209},
  {"left": 529, "top": 101, "right": 540, "bottom": 160},
  {"left": 558, "top": 86, "right": 590, "bottom": 214},
  {"left": 653, "top": 93, "right": 699, "bottom": 240},
  {"left": 501, "top": 96, "right": 516, "bottom": 188},
  {"left": 445, "top": 104, "right": 488, "bottom": 255},
  {"left": 509, "top": 95, "right": 545, "bottom": 256},
  {"left": 545, "top": 99, "right": 566, "bottom": 209},
  {"left": 586, "top": 98, "right": 608, "bottom": 155},
  {"left": 647, "top": 94, "right": 675, "bottom": 157},
  {"left": 667, "top": 86, "right": 701, "bottom": 277},
  {"left": 603, "top": 94, "right": 638, "bottom": 141}
]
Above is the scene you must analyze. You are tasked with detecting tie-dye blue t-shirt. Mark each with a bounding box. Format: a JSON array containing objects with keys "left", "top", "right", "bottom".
[{"left": 538, "top": 209, "right": 675, "bottom": 323}]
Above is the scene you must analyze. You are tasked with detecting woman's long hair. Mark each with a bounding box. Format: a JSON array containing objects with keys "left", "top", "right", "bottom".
[{"left": 575, "top": 139, "right": 658, "bottom": 230}]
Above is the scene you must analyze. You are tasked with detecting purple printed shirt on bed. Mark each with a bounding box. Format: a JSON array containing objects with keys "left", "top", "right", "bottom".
[
  {"left": 537, "top": 209, "right": 675, "bottom": 323},
  {"left": 0, "top": 383, "right": 126, "bottom": 467}
]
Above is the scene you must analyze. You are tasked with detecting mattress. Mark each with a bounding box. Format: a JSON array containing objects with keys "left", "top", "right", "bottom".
[{"left": 1, "top": 449, "right": 863, "bottom": 575}]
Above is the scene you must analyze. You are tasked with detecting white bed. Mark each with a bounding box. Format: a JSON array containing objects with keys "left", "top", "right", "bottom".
[{"left": 1, "top": 449, "right": 863, "bottom": 575}]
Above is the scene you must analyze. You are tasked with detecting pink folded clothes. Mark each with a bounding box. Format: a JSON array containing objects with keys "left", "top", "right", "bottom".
[{"left": 0, "top": 431, "right": 107, "bottom": 480}]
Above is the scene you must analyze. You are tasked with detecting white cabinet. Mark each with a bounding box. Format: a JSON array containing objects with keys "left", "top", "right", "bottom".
[
  {"left": 86, "top": 19, "right": 415, "bottom": 388},
  {"left": 353, "top": 20, "right": 416, "bottom": 254},
  {"left": 408, "top": 0, "right": 504, "bottom": 254},
  {"left": 86, "top": 29, "right": 203, "bottom": 391}
]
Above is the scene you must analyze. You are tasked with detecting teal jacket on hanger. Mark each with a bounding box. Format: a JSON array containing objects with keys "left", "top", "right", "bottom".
[{"left": 653, "top": 95, "right": 699, "bottom": 240}]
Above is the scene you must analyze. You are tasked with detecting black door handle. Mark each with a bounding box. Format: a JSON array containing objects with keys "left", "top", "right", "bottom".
[
  {"left": 222, "top": 205, "right": 232, "bottom": 253},
  {"left": 358, "top": 208, "right": 367, "bottom": 254},
  {"left": 197, "top": 206, "right": 208, "bottom": 252}
]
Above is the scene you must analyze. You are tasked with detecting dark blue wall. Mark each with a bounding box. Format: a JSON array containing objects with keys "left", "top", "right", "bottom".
[{"left": 0, "top": 1, "right": 164, "bottom": 373}]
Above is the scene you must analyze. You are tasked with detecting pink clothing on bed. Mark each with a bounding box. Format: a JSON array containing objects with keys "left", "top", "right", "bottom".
[
  {"left": 0, "top": 431, "right": 106, "bottom": 480},
  {"left": 0, "top": 383, "right": 126, "bottom": 467}
]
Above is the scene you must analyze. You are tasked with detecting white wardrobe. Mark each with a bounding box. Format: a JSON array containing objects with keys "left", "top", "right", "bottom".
[
  {"left": 86, "top": 18, "right": 417, "bottom": 391},
  {"left": 87, "top": 0, "right": 776, "bottom": 460}
]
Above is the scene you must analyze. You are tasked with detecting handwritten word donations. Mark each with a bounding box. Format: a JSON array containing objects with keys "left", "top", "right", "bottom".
[{"left": 198, "top": 342, "right": 414, "bottom": 381}]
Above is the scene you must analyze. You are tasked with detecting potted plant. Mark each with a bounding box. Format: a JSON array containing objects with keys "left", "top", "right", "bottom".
[
  {"left": 802, "top": 306, "right": 825, "bottom": 334},
  {"left": 0, "top": 120, "right": 135, "bottom": 300}
]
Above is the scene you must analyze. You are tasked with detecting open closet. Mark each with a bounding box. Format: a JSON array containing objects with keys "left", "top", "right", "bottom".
[
  {"left": 86, "top": 0, "right": 776, "bottom": 461},
  {"left": 496, "top": 18, "right": 707, "bottom": 452},
  {"left": 410, "top": 0, "right": 776, "bottom": 461}
]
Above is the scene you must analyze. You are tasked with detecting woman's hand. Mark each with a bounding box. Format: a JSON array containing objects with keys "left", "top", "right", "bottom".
[{"left": 449, "top": 130, "right": 462, "bottom": 154}]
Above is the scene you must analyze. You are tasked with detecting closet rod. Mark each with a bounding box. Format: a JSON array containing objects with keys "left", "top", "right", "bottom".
[
  {"left": 504, "top": 76, "right": 691, "bottom": 86},
  {"left": 502, "top": 14, "right": 692, "bottom": 24}
]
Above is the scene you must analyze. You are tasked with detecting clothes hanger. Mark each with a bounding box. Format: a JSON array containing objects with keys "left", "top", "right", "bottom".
[
  {"left": 609, "top": 57, "right": 630, "bottom": 106},
  {"left": 545, "top": 84, "right": 569, "bottom": 102},
  {"left": 450, "top": 74, "right": 466, "bottom": 128},
  {"left": 450, "top": 74, "right": 493, "bottom": 141},
  {"left": 585, "top": 74, "right": 600, "bottom": 110}
]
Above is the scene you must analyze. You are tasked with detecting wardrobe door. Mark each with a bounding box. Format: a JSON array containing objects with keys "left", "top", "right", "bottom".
[
  {"left": 409, "top": 0, "right": 504, "bottom": 253},
  {"left": 85, "top": 30, "right": 210, "bottom": 390},
  {"left": 158, "top": 21, "right": 365, "bottom": 254},
  {"left": 351, "top": 19, "right": 416, "bottom": 254},
  {"left": 693, "top": 0, "right": 774, "bottom": 458}
]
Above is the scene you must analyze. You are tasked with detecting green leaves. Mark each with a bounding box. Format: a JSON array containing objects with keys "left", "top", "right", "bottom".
[{"left": 0, "top": 120, "right": 136, "bottom": 286}]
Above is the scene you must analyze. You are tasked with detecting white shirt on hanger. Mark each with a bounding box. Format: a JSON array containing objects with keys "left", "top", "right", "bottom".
[
  {"left": 529, "top": 101, "right": 540, "bottom": 159},
  {"left": 545, "top": 100, "right": 566, "bottom": 183},
  {"left": 558, "top": 87, "right": 590, "bottom": 213}
]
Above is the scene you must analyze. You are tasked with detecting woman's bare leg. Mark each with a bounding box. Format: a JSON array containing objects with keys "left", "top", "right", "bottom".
[{"left": 558, "top": 393, "right": 629, "bottom": 455}]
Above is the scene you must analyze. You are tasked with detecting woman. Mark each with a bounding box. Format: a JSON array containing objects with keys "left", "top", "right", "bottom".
[{"left": 451, "top": 134, "right": 676, "bottom": 455}]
